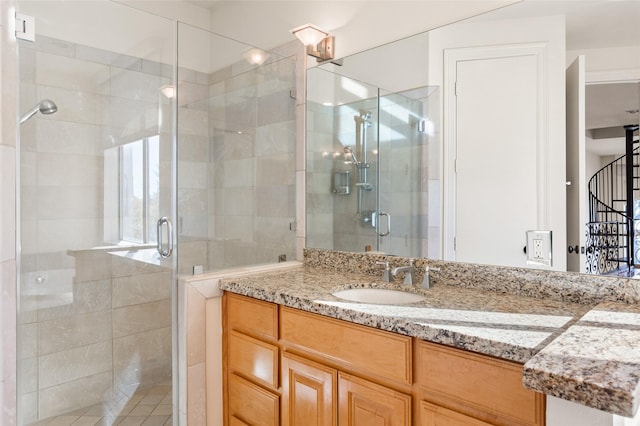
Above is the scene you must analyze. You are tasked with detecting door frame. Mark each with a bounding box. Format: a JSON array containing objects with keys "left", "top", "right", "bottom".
[{"left": 442, "top": 43, "right": 549, "bottom": 262}]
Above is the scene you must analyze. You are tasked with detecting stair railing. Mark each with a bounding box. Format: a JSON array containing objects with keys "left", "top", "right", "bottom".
[{"left": 586, "top": 125, "right": 639, "bottom": 274}]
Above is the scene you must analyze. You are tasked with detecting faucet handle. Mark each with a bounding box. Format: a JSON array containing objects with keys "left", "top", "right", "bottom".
[
  {"left": 376, "top": 261, "right": 391, "bottom": 282},
  {"left": 422, "top": 265, "right": 441, "bottom": 288}
]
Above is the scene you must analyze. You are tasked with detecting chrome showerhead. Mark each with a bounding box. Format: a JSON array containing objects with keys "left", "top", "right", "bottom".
[{"left": 20, "top": 99, "right": 58, "bottom": 124}]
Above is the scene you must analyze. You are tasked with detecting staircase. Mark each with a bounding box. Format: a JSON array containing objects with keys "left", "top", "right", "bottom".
[{"left": 586, "top": 125, "right": 640, "bottom": 274}]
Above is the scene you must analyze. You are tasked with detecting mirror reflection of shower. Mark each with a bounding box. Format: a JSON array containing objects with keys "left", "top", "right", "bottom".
[
  {"left": 19, "top": 99, "right": 58, "bottom": 124},
  {"left": 344, "top": 110, "right": 374, "bottom": 224}
]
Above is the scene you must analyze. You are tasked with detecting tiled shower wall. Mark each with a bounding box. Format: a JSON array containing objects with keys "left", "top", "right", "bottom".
[
  {"left": 177, "top": 48, "right": 298, "bottom": 274},
  {"left": 17, "top": 35, "right": 174, "bottom": 422}
]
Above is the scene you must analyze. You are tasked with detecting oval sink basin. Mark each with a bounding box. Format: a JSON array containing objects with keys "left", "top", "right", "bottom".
[{"left": 331, "top": 288, "right": 426, "bottom": 304}]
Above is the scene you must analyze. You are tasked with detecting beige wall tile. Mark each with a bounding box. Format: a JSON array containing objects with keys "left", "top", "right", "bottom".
[
  {"left": 222, "top": 187, "right": 254, "bottom": 216},
  {"left": 39, "top": 341, "right": 112, "bottom": 389},
  {"left": 37, "top": 186, "right": 100, "bottom": 220},
  {"left": 37, "top": 152, "right": 101, "bottom": 188},
  {"left": 113, "top": 299, "right": 171, "bottom": 338},
  {"left": 223, "top": 158, "right": 255, "bottom": 187},
  {"left": 112, "top": 271, "right": 171, "bottom": 308},
  {"left": 38, "top": 371, "right": 113, "bottom": 419},
  {"left": 36, "top": 52, "right": 110, "bottom": 95},
  {"left": 39, "top": 310, "right": 112, "bottom": 355},
  {"left": 1, "top": 260, "right": 17, "bottom": 390},
  {"left": 113, "top": 327, "right": 172, "bottom": 391},
  {"left": 0, "top": 146, "right": 16, "bottom": 263},
  {"left": 35, "top": 119, "right": 102, "bottom": 155},
  {"left": 36, "top": 219, "right": 101, "bottom": 253},
  {"left": 110, "top": 253, "right": 166, "bottom": 279},
  {"left": 74, "top": 253, "right": 112, "bottom": 282},
  {"left": 257, "top": 154, "right": 295, "bottom": 186}
]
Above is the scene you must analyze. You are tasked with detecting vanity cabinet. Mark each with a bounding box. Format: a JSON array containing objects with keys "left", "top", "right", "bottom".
[{"left": 222, "top": 293, "right": 544, "bottom": 426}]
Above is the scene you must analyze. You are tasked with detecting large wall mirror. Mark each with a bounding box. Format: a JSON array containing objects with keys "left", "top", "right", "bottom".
[{"left": 305, "top": 0, "right": 640, "bottom": 275}]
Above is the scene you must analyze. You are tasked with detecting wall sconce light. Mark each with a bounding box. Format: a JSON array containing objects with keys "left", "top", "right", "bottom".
[
  {"left": 290, "top": 23, "right": 334, "bottom": 62},
  {"left": 243, "top": 47, "right": 269, "bottom": 66}
]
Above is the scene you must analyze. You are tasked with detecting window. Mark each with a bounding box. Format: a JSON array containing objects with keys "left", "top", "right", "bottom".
[{"left": 120, "top": 135, "right": 160, "bottom": 244}]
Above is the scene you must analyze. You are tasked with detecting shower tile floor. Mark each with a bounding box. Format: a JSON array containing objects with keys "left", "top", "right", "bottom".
[{"left": 29, "top": 384, "right": 173, "bottom": 426}]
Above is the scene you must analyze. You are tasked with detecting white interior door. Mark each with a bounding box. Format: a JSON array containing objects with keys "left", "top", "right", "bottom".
[
  {"left": 566, "top": 55, "right": 587, "bottom": 272},
  {"left": 447, "top": 47, "right": 543, "bottom": 267}
]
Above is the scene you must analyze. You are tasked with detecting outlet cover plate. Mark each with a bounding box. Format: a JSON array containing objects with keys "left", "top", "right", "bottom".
[{"left": 526, "top": 230, "right": 552, "bottom": 267}]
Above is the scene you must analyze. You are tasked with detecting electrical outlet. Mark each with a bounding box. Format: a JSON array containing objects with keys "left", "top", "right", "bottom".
[
  {"left": 533, "top": 239, "right": 544, "bottom": 259},
  {"left": 526, "top": 230, "right": 552, "bottom": 267}
]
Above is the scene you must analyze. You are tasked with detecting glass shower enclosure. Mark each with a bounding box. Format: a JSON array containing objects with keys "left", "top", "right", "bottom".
[
  {"left": 16, "top": 2, "right": 298, "bottom": 424},
  {"left": 306, "top": 67, "right": 439, "bottom": 258},
  {"left": 16, "top": 2, "right": 177, "bottom": 423}
]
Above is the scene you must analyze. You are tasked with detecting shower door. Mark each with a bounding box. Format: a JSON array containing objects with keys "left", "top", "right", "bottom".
[
  {"left": 17, "top": 2, "right": 177, "bottom": 424},
  {"left": 376, "top": 87, "right": 435, "bottom": 258}
]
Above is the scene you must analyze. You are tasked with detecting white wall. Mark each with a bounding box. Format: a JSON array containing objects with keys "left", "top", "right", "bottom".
[
  {"left": 567, "top": 46, "right": 640, "bottom": 83},
  {"left": 427, "top": 14, "right": 567, "bottom": 270}
]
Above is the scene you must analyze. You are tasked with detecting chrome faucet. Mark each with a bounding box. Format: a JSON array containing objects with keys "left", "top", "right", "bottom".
[
  {"left": 391, "top": 259, "right": 416, "bottom": 285},
  {"left": 422, "top": 265, "right": 441, "bottom": 289},
  {"left": 376, "top": 261, "right": 391, "bottom": 282}
]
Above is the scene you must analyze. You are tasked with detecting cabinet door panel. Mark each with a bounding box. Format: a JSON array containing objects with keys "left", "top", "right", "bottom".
[
  {"left": 230, "top": 416, "right": 250, "bottom": 426},
  {"left": 421, "top": 401, "right": 493, "bottom": 426},
  {"left": 282, "top": 352, "right": 337, "bottom": 426},
  {"left": 228, "top": 373, "right": 279, "bottom": 426},
  {"left": 338, "top": 372, "right": 411, "bottom": 426}
]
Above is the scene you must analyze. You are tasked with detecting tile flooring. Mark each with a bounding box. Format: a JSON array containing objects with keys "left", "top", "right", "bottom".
[{"left": 29, "top": 384, "right": 173, "bottom": 426}]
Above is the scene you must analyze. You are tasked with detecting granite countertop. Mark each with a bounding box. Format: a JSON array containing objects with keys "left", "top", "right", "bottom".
[{"left": 219, "top": 263, "right": 640, "bottom": 418}]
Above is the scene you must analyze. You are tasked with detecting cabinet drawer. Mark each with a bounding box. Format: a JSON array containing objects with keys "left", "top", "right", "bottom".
[
  {"left": 229, "top": 330, "right": 279, "bottom": 389},
  {"left": 226, "top": 293, "right": 278, "bottom": 341},
  {"left": 280, "top": 307, "right": 411, "bottom": 385},
  {"left": 421, "top": 401, "right": 493, "bottom": 426},
  {"left": 229, "top": 373, "right": 279, "bottom": 426},
  {"left": 417, "top": 341, "right": 544, "bottom": 426}
]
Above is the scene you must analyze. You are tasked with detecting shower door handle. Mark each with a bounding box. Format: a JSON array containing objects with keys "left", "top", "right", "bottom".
[
  {"left": 157, "top": 217, "right": 174, "bottom": 258},
  {"left": 379, "top": 212, "right": 391, "bottom": 237}
]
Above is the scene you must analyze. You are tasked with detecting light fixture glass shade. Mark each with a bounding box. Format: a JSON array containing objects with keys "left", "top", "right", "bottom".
[
  {"left": 243, "top": 48, "right": 268, "bottom": 65},
  {"left": 290, "top": 23, "right": 328, "bottom": 46},
  {"left": 160, "top": 85, "right": 175, "bottom": 99}
]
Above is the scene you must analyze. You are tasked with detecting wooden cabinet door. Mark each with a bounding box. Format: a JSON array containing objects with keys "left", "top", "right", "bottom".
[
  {"left": 338, "top": 372, "right": 411, "bottom": 426},
  {"left": 228, "top": 373, "right": 279, "bottom": 426},
  {"left": 421, "top": 401, "right": 493, "bottom": 426},
  {"left": 282, "top": 352, "right": 337, "bottom": 426}
]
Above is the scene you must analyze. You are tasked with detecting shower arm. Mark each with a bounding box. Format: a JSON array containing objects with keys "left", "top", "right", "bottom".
[{"left": 19, "top": 105, "right": 40, "bottom": 124}]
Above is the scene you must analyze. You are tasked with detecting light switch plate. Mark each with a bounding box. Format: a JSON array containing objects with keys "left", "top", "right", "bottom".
[{"left": 526, "top": 230, "right": 552, "bottom": 267}]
